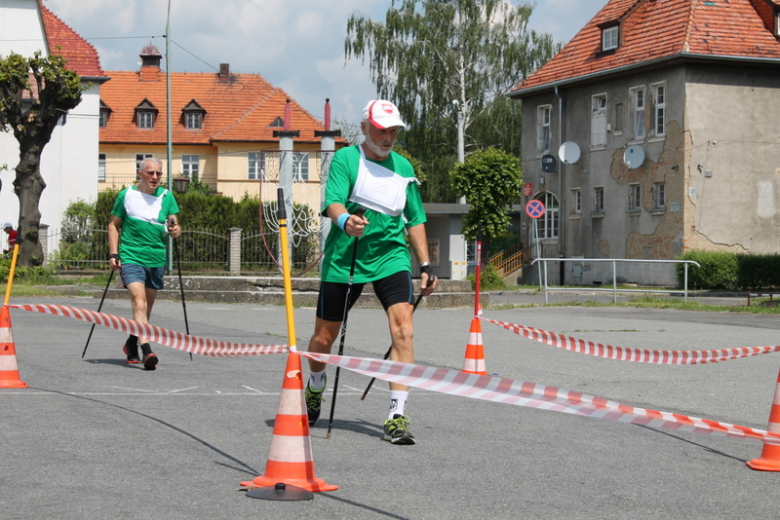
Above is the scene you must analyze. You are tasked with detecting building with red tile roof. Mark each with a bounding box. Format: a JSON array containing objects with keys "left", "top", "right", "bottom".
[
  {"left": 0, "top": 0, "right": 107, "bottom": 252},
  {"left": 99, "top": 46, "right": 346, "bottom": 202},
  {"left": 508, "top": 0, "right": 780, "bottom": 287}
]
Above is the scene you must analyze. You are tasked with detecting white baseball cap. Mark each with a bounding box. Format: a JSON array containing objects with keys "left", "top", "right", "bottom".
[
  {"left": 2, "top": 222, "right": 11, "bottom": 229},
  {"left": 363, "top": 100, "right": 406, "bottom": 129}
]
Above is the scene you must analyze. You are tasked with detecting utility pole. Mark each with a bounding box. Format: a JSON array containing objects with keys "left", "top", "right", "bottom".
[{"left": 165, "top": 0, "right": 173, "bottom": 273}]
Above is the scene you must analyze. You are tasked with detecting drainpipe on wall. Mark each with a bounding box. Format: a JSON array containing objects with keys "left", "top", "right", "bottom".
[{"left": 555, "top": 85, "right": 564, "bottom": 285}]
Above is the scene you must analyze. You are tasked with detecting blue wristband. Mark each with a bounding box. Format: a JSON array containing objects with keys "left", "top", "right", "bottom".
[{"left": 336, "top": 212, "right": 350, "bottom": 231}]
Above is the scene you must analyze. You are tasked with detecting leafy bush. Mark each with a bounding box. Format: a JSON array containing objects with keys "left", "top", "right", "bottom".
[
  {"left": 467, "top": 264, "right": 506, "bottom": 291},
  {"left": 0, "top": 258, "right": 55, "bottom": 284},
  {"left": 678, "top": 251, "right": 780, "bottom": 290}
]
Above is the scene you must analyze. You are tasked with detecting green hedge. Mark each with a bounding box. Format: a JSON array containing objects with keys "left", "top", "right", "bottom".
[{"left": 677, "top": 250, "right": 780, "bottom": 290}]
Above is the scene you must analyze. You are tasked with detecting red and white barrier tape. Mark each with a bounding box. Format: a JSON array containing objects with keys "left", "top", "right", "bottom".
[
  {"left": 299, "top": 349, "right": 780, "bottom": 446},
  {"left": 484, "top": 318, "right": 780, "bottom": 364},
  {"left": 9, "top": 304, "right": 288, "bottom": 357}
]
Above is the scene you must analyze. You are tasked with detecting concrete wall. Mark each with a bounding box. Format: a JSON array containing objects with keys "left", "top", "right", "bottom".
[{"left": 683, "top": 64, "right": 780, "bottom": 254}]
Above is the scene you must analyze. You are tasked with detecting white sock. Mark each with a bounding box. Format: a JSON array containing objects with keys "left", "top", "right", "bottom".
[
  {"left": 388, "top": 390, "right": 408, "bottom": 419},
  {"left": 308, "top": 369, "right": 327, "bottom": 391}
]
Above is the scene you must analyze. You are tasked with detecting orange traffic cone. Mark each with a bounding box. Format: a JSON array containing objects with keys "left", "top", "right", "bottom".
[
  {"left": 461, "top": 317, "right": 487, "bottom": 376},
  {"left": 241, "top": 351, "right": 337, "bottom": 492},
  {"left": 747, "top": 368, "right": 780, "bottom": 471},
  {"left": 0, "top": 305, "right": 28, "bottom": 389}
]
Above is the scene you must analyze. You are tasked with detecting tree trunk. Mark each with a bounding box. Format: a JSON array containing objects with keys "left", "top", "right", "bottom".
[
  {"left": 480, "top": 234, "right": 491, "bottom": 270},
  {"left": 13, "top": 140, "right": 46, "bottom": 267}
]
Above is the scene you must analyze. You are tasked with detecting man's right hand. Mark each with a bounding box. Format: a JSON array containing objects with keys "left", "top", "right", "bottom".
[{"left": 345, "top": 212, "right": 369, "bottom": 238}]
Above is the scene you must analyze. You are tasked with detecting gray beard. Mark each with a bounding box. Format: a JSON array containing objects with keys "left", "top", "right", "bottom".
[{"left": 364, "top": 135, "right": 391, "bottom": 159}]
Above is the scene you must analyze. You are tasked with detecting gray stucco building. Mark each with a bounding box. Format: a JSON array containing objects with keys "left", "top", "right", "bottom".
[{"left": 509, "top": 0, "right": 780, "bottom": 286}]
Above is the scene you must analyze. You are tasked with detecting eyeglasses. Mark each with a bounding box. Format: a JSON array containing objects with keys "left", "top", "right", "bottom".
[{"left": 144, "top": 170, "right": 163, "bottom": 176}]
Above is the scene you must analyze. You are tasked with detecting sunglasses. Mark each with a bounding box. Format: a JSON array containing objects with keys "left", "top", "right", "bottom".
[{"left": 144, "top": 170, "right": 163, "bottom": 176}]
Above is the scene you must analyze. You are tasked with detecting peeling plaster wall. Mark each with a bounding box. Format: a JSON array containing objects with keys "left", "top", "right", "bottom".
[{"left": 684, "top": 64, "right": 780, "bottom": 254}]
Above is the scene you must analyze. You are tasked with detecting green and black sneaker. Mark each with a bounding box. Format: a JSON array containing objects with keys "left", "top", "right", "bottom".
[
  {"left": 305, "top": 378, "right": 326, "bottom": 427},
  {"left": 383, "top": 414, "right": 415, "bottom": 445}
]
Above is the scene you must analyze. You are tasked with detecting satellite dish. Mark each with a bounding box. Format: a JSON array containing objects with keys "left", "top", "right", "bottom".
[
  {"left": 558, "top": 142, "right": 581, "bottom": 165},
  {"left": 623, "top": 145, "right": 645, "bottom": 169},
  {"left": 540, "top": 154, "right": 557, "bottom": 173}
]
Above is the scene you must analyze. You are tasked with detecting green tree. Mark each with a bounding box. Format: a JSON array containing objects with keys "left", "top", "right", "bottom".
[
  {"left": 0, "top": 51, "right": 84, "bottom": 266},
  {"left": 451, "top": 147, "right": 522, "bottom": 266},
  {"left": 345, "top": 0, "right": 556, "bottom": 201}
]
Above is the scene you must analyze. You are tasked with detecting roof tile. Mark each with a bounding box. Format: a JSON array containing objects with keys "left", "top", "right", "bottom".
[
  {"left": 100, "top": 68, "right": 341, "bottom": 145},
  {"left": 511, "top": 0, "right": 780, "bottom": 95},
  {"left": 39, "top": 2, "right": 105, "bottom": 78}
]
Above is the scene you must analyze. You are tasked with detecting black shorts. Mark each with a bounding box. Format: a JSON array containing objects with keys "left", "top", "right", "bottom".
[{"left": 316, "top": 271, "right": 414, "bottom": 321}]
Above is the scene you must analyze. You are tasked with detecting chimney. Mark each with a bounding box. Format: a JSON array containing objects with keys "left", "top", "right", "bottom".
[
  {"left": 139, "top": 45, "right": 162, "bottom": 82},
  {"left": 219, "top": 63, "right": 230, "bottom": 83}
]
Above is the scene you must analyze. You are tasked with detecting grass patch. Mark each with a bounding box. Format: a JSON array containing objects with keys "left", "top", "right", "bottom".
[{"left": 487, "top": 294, "right": 780, "bottom": 314}]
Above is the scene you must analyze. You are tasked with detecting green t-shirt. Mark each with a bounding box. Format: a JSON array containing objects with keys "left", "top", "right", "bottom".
[
  {"left": 111, "top": 186, "right": 179, "bottom": 267},
  {"left": 321, "top": 145, "right": 426, "bottom": 284}
]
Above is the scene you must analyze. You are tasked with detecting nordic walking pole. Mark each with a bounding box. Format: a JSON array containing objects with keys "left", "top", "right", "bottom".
[
  {"left": 360, "top": 274, "right": 435, "bottom": 400},
  {"left": 170, "top": 218, "right": 191, "bottom": 361},
  {"left": 327, "top": 208, "right": 365, "bottom": 439},
  {"left": 82, "top": 269, "right": 115, "bottom": 359}
]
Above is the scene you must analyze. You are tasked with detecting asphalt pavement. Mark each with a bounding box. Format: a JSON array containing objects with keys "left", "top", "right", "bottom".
[{"left": 3, "top": 293, "right": 780, "bottom": 520}]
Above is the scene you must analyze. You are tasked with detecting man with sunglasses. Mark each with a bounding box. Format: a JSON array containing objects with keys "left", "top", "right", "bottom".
[{"left": 108, "top": 158, "right": 180, "bottom": 370}]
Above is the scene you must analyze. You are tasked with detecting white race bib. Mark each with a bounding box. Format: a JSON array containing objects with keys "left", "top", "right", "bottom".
[{"left": 349, "top": 147, "right": 419, "bottom": 217}]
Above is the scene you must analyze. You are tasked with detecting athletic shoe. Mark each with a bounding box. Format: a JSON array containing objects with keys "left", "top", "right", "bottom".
[
  {"left": 383, "top": 414, "right": 416, "bottom": 445},
  {"left": 122, "top": 340, "right": 141, "bottom": 364},
  {"left": 305, "top": 380, "right": 326, "bottom": 427},
  {"left": 140, "top": 343, "right": 158, "bottom": 371}
]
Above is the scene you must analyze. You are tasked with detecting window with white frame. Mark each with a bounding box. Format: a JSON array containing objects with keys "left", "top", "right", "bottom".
[
  {"left": 602, "top": 26, "right": 619, "bottom": 51},
  {"left": 138, "top": 111, "right": 154, "bottom": 129},
  {"left": 614, "top": 102, "right": 624, "bottom": 134},
  {"left": 591, "top": 94, "right": 607, "bottom": 148},
  {"left": 652, "top": 82, "right": 666, "bottom": 137},
  {"left": 630, "top": 86, "right": 645, "bottom": 140},
  {"left": 98, "top": 153, "right": 106, "bottom": 181},
  {"left": 593, "top": 187, "right": 605, "bottom": 213},
  {"left": 185, "top": 112, "right": 202, "bottom": 130},
  {"left": 135, "top": 153, "right": 154, "bottom": 174},
  {"left": 181, "top": 154, "right": 199, "bottom": 179},
  {"left": 572, "top": 188, "right": 582, "bottom": 214},
  {"left": 534, "top": 193, "right": 559, "bottom": 239},
  {"left": 537, "top": 105, "right": 551, "bottom": 154},
  {"left": 776, "top": 10, "right": 780, "bottom": 36},
  {"left": 466, "top": 240, "right": 477, "bottom": 263},
  {"left": 628, "top": 184, "right": 641, "bottom": 211},
  {"left": 248, "top": 152, "right": 265, "bottom": 180},
  {"left": 293, "top": 152, "right": 309, "bottom": 181},
  {"left": 653, "top": 182, "right": 666, "bottom": 209}
]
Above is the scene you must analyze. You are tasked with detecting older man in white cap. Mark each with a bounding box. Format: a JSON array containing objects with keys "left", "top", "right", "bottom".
[{"left": 304, "top": 99, "right": 438, "bottom": 445}]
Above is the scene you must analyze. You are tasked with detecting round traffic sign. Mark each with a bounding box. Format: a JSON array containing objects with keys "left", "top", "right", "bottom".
[{"left": 526, "top": 199, "right": 545, "bottom": 219}]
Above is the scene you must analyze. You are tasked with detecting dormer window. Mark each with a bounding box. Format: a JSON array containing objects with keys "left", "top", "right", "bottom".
[
  {"left": 135, "top": 98, "right": 158, "bottom": 129},
  {"left": 182, "top": 99, "right": 206, "bottom": 130},
  {"left": 602, "top": 25, "right": 619, "bottom": 51},
  {"left": 268, "top": 116, "right": 284, "bottom": 128},
  {"left": 99, "top": 100, "right": 112, "bottom": 128},
  {"left": 186, "top": 113, "right": 202, "bottom": 129},
  {"left": 776, "top": 9, "right": 780, "bottom": 37}
]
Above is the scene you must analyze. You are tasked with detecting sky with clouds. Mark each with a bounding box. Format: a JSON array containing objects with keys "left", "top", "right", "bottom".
[{"left": 44, "top": 0, "right": 609, "bottom": 124}]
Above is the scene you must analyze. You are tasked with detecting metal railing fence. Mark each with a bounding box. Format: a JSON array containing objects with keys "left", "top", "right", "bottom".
[
  {"left": 531, "top": 258, "right": 701, "bottom": 303},
  {"left": 42, "top": 226, "right": 317, "bottom": 273}
]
